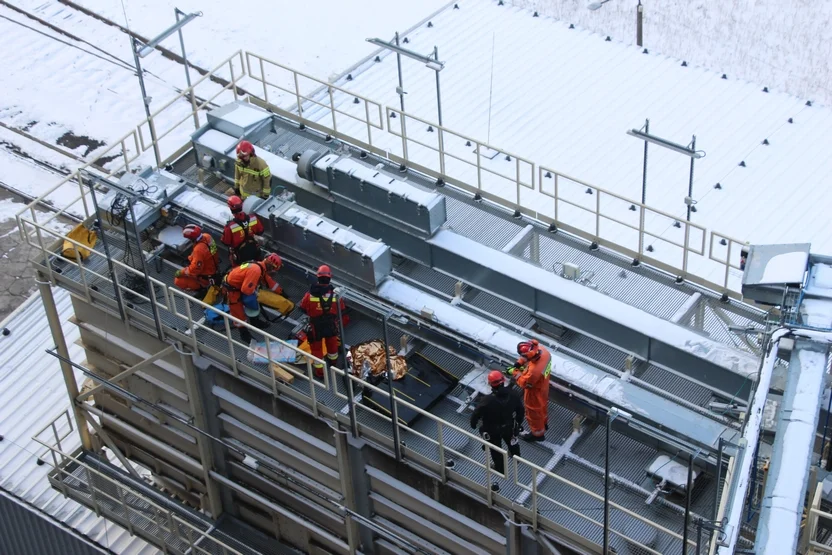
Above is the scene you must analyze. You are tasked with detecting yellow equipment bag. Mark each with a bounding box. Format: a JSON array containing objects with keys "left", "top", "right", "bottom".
[
  {"left": 62, "top": 224, "right": 97, "bottom": 261},
  {"left": 258, "top": 290, "right": 295, "bottom": 315},
  {"left": 202, "top": 285, "right": 221, "bottom": 306}
]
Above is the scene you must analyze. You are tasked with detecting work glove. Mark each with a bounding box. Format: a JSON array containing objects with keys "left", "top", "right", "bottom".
[{"left": 174, "top": 269, "right": 183, "bottom": 278}]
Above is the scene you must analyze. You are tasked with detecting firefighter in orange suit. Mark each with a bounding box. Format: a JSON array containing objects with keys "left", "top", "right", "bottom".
[
  {"left": 299, "top": 265, "right": 347, "bottom": 377},
  {"left": 221, "top": 195, "right": 265, "bottom": 266},
  {"left": 508, "top": 339, "right": 551, "bottom": 442},
  {"left": 174, "top": 224, "right": 219, "bottom": 293},
  {"left": 234, "top": 140, "right": 271, "bottom": 200},
  {"left": 223, "top": 253, "right": 282, "bottom": 343}
]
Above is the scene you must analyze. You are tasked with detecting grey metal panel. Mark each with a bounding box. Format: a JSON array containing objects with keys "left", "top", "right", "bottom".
[
  {"left": 535, "top": 287, "right": 651, "bottom": 359},
  {"left": 428, "top": 230, "right": 756, "bottom": 399},
  {"left": 366, "top": 467, "right": 505, "bottom": 554},
  {"left": 429, "top": 241, "right": 537, "bottom": 308},
  {"left": 206, "top": 101, "right": 273, "bottom": 142},
  {"left": 256, "top": 200, "right": 393, "bottom": 288},
  {"left": 0, "top": 490, "right": 108, "bottom": 555},
  {"left": 332, "top": 201, "right": 433, "bottom": 265},
  {"left": 324, "top": 156, "right": 447, "bottom": 236}
]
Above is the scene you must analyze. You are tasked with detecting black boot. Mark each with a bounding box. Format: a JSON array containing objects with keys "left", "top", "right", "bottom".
[
  {"left": 520, "top": 431, "right": 545, "bottom": 442},
  {"left": 239, "top": 327, "right": 252, "bottom": 344}
]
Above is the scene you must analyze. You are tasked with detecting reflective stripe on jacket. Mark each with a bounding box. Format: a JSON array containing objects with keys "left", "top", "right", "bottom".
[
  {"left": 221, "top": 215, "right": 264, "bottom": 249},
  {"left": 234, "top": 155, "right": 271, "bottom": 199}
]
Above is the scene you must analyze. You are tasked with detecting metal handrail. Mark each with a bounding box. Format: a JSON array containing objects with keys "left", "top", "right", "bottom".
[
  {"left": 24, "top": 213, "right": 701, "bottom": 553},
  {"left": 240, "top": 53, "right": 746, "bottom": 298},
  {"left": 326, "top": 364, "right": 692, "bottom": 552},
  {"left": 11, "top": 46, "right": 741, "bottom": 552},
  {"left": 386, "top": 108, "right": 535, "bottom": 209},
  {"left": 15, "top": 50, "right": 245, "bottom": 235},
  {"left": 244, "top": 51, "right": 384, "bottom": 147},
  {"left": 33, "top": 427, "right": 243, "bottom": 555}
]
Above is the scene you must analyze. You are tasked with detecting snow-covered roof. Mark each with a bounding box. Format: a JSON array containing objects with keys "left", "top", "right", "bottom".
[
  {"left": 327, "top": 0, "right": 832, "bottom": 266},
  {"left": 0, "top": 290, "right": 157, "bottom": 555}
]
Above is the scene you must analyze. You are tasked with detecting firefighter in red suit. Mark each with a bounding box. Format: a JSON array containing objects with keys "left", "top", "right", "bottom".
[
  {"left": 221, "top": 195, "right": 264, "bottom": 266},
  {"left": 299, "top": 265, "right": 347, "bottom": 377},
  {"left": 508, "top": 339, "right": 551, "bottom": 442}
]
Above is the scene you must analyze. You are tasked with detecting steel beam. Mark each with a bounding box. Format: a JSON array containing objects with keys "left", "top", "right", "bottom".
[
  {"left": 81, "top": 344, "right": 176, "bottom": 399},
  {"left": 427, "top": 230, "right": 759, "bottom": 399}
]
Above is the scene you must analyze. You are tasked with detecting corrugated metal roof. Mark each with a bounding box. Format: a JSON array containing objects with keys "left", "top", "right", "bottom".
[
  {"left": 319, "top": 0, "right": 832, "bottom": 282},
  {"left": 0, "top": 289, "right": 158, "bottom": 555}
]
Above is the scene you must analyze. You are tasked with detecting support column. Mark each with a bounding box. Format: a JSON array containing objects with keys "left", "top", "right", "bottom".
[
  {"left": 335, "top": 429, "right": 374, "bottom": 553},
  {"left": 191, "top": 358, "right": 235, "bottom": 517},
  {"left": 37, "top": 277, "right": 92, "bottom": 451},
  {"left": 179, "top": 349, "right": 223, "bottom": 518}
]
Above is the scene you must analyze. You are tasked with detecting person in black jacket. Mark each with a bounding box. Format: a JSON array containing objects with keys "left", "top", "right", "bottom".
[{"left": 470, "top": 370, "right": 525, "bottom": 477}]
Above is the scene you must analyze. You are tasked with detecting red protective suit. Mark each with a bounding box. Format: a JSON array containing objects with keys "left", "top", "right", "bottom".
[
  {"left": 223, "top": 261, "right": 279, "bottom": 326},
  {"left": 299, "top": 283, "right": 347, "bottom": 376},
  {"left": 174, "top": 233, "right": 219, "bottom": 291},
  {"left": 515, "top": 345, "right": 551, "bottom": 438},
  {"left": 221, "top": 213, "right": 264, "bottom": 266}
]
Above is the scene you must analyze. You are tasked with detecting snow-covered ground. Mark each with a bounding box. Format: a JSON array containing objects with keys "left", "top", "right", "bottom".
[{"left": 511, "top": 0, "right": 832, "bottom": 108}]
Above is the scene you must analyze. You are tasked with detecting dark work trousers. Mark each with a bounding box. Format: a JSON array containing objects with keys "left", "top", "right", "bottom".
[{"left": 486, "top": 431, "right": 521, "bottom": 474}]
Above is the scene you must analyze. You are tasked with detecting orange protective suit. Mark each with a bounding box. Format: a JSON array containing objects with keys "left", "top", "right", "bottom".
[
  {"left": 515, "top": 345, "right": 552, "bottom": 438},
  {"left": 223, "top": 261, "right": 280, "bottom": 326},
  {"left": 174, "top": 233, "right": 219, "bottom": 291}
]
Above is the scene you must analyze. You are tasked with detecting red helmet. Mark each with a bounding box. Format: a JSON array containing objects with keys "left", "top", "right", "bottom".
[
  {"left": 182, "top": 224, "right": 202, "bottom": 240},
  {"left": 487, "top": 370, "right": 505, "bottom": 388},
  {"left": 227, "top": 195, "right": 243, "bottom": 213},
  {"left": 517, "top": 339, "right": 540, "bottom": 360},
  {"left": 264, "top": 253, "right": 282, "bottom": 271},
  {"left": 236, "top": 140, "right": 255, "bottom": 156},
  {"left": 317, "top": 265, "right": 332, "bottom": 279}
]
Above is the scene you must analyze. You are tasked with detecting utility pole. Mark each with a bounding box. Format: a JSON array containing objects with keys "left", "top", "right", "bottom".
[{"left": 636, "top": 1, "right": 644, "bottom": 47}]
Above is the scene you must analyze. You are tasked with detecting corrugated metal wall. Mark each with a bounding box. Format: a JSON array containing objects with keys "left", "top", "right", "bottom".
[{"left": 0, "top": 490, "right": 108, "bottom": 555}]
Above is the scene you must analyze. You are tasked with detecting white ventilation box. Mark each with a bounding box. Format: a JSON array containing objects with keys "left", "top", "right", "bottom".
[{"left": 562, "top": 263, "right": 580, "bottom": 280}]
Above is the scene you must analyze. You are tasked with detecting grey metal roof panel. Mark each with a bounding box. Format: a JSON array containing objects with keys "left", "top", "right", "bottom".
[
  {"left": 319, "top": 0, "right": 832, "bottom": 283},
  {"left": 0, "top": 290, "right": 157, "bottom": 554}
]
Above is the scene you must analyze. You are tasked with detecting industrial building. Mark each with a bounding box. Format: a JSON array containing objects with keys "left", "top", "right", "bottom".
[{"left": 4, "top": 22, "right": 832, "bottom": 555}]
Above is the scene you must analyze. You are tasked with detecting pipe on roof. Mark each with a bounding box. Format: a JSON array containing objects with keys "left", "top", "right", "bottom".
[{"left": 715, "top": 327, "right": 789, "bottom": 554}]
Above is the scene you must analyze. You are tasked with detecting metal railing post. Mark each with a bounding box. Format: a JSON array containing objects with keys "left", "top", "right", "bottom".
[
  {"left": 335, "top": 289, "right": 357, "bottom": 436},
  {"left": 554, "top": 173, "right": 559, "bottom": 221},
  {"left": 382, "top": 313, "right": 402, "bottom": 460},
  {"left": 293, "top": 73, "right": 302, "bottom": 119},
  {"left": 400, "top": 111, "right": 409, "bottom": 160},
  {"left": 229, "top": 58, "right": 238, "bottom": 101},
  {"left": 328, "top": 87, "right": 338, "bottom": 133},
  {"left": 437, "top": 423, "right": 447, "bottom": 482},
  {"left": 86, "top": 181, "right": 127, "bottom": 322},
  {"left": 714, "top": 437, "right": 723, "bottom": 521},
  {"left": 604, "top": 410, "right": 611, "bottom": 554},
  {"left": 224, "top": 318, "right": 239, "bottom": 376},
  {"left": 127, "top": 200, "right": 165, "bottom": 341},
  {"left": 131, "top": 37, "right": 162, "bottom": 168},
  {"left": 174, "top": 8, "right": 199, "bottom": 129},
  {"left": 683, "top": 452, "right": 694, "bottom": 555}
]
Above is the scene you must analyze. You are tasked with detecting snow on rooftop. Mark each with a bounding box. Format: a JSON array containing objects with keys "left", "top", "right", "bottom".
[
  {"left": 0, "top": 290, "right": 156, "bottom": 554},
  {"left": 319, "top": 0, "right": 832, "bottom": 267},
  {"left": 174, "top": 189, "right": 231, "bottom": 225}
]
